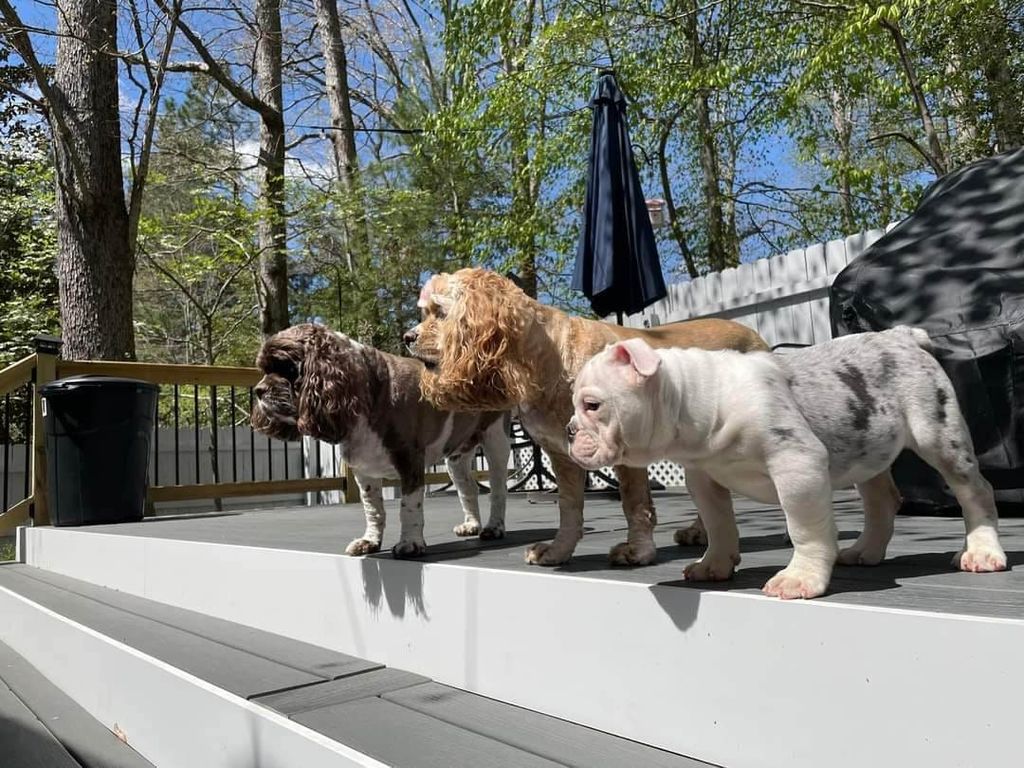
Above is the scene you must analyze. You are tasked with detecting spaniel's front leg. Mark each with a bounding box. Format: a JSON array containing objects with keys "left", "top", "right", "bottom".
[
  {"left": 393, "top": 464, "right": 428, "bottom": 558},
  {"left": 345, "top": 472, "right": 385, "bottom": 555}
]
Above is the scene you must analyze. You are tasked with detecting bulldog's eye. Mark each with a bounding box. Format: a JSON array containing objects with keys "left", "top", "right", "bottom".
[{"left": 583, "top": 400, "right": 600, "bottom": 412}]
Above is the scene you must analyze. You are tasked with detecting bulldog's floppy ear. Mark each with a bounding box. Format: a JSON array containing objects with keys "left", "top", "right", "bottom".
[{"left": 609, "top": 338, "right": 661, "bottom": 381}]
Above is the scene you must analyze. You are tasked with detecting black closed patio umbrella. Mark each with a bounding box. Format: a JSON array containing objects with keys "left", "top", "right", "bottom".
[{"left": 573, "top": 70, "right": 666, "bottom": 324}]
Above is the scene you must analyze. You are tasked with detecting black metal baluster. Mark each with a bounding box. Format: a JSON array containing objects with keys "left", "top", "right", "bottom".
[
  {"left": 22, "top": 386, "right": 30, "bottom": 499},
  {"left": 3, "top": 394, "right": 10, "bottom": 511},
  {"left": 153, "top": 387, "right": 160, "bottom": 486},
  {"left": 210, "top": 385, "right": 219, "bottom": 486},
  {"left": 193, "top": 385, "right": 200, "bottom": 483},
  {"left": 173, "top": 385, "right": 180, "bottom": 485},
  {"left": 249, "top": 389, "right": 255, "bottom": 481},
  {"left": 267, "top": 433, "right": 273, "bottom": 479},
  {"left": 231, "top": 387, "right": 238, "bottom": 483},
  {"left": 283, "top": 437, "right": 289, "bottom": 480}
]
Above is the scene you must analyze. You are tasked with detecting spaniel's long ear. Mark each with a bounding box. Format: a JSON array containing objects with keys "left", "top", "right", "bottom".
[
  {"left": 421, "top": 269, "right": 535, "bottom": 411},
  {"left": 296, "top": 326, "right": 370, "bottom": 442}
]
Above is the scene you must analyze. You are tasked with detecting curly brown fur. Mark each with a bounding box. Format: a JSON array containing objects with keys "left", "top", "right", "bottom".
[
  {"left": 252, "top": 323, "right": 512, "bottom": 557},
  {"left": 251, "top": 324, "right": 378, "bottom": 444},
  {"left": 404, "top": 267, "right": 768, "bottom": 566}
]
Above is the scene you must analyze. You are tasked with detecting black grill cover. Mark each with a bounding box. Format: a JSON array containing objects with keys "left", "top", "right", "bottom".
[{"left": 830, "top": 147, "right": 1024, "bottom": 513}]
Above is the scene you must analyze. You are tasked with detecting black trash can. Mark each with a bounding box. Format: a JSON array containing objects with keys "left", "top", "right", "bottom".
[{"left": 40, "top": 376, "right": 158, "bottom": 526}]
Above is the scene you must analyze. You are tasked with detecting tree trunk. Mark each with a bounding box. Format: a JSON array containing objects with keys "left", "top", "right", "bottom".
[
  {"left": 53, "top": 0, "right": 135, "bottom": 360},
  {"left": 880, "top": 19, "right": 948, "bottom": 176},
  {"left": 314, "top": 0, "right": 367, "bottom": 270},
  {"left": 829, "top": 87, "right": 856, "bottom": 234},
  {"left": 658, "top": 113, "right": 699, "bottom": 278},
  {"left": 255, "top": 0, "right": 289, "bottom": 336},
  {"left": 685, "top": 1, "right": 726, "bottom": 272},
  {"left": 981, "top": 13, "right": 1024, "bottom": 152}
]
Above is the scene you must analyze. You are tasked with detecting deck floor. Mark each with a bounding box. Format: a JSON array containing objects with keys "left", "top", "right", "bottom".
[{"left": 69, "top": 489, "right": 1024, "bottom": 620}]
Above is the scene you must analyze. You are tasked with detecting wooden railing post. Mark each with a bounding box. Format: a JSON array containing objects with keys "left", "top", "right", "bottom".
[
  {"left": 30, "top": 335, "right": 62, "bottom": 526},
  {"left": 343, "top": 463, "right": 360, "bottom": 504}
]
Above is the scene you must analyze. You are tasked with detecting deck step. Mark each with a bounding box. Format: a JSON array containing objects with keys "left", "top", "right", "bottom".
[
  {"left": 0, "top": 639, "right": 153, "bottom": 768},
  {"left": 0, "top": 563, "right": 712, "bottom": 768}
]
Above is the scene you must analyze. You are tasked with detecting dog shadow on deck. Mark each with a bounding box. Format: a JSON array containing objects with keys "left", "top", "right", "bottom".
[{"left": 353, "top": 528, "right": 561, "bottom": 619}]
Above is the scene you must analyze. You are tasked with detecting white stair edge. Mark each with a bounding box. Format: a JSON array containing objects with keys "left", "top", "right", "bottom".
[
  {"left": 0, "top": 579, "right": 387, "bottom": 768},
  {"left": 21, "top": 524, "right": 1024, "bottom": 768}
]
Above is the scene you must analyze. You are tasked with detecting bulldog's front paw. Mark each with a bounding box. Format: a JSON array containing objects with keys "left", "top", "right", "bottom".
[
  {"left": 955, "top": 543, "right": 1007, "bottom": 573},
  {"left": 345, "top": 538, "right": 381, "bottom": 556},
  {"left": 673, "top": 520, "right": 708, "bottom": 547},
  {"left": 524, "top": 541, "right": 572, "bottom": 566},
  {"left": 480, "top": 522, "right": 505, "bottom": 540},
  {"left": 608, "top": 541, "right": 657, "bottom": 566},
  {"left": 453, "top": 521, "right": 481, "bottom": 537},
  {"left": 682, "top": 551, "right": 739, "bottom": 581},
  {"left": 762, "top": 565, "right": 829, "bottom": 599},
  {"left": 392, "top": 540, "right": 426, "bottom": 559}
]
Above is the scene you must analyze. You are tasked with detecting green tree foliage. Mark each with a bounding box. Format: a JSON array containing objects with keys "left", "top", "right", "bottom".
[
  {"left": 0, "top": 53, "right": 57, "bottom": 365},
  {"left": 134, "top": 77, "right": 262, "bottom": 367}
]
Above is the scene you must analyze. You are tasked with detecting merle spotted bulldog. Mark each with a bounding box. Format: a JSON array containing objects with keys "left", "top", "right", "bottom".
[
  {"left": 252, "top": 324, "right": 510, "bottom": 558},
  {"left": 567, "top": 326, "right": 1007, "bottom": 599}
]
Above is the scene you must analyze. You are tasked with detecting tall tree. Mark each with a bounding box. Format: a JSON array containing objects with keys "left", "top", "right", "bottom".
[{"left": 0, "top": 0, "right": 135, "bottom": 359}]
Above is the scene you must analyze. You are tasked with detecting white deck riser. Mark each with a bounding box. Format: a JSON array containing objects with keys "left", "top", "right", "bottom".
[
  {"left": 21, "top": 526, "right": 1024, "bottom": 768},
  {"left": 0, "top": 577, "right": 386, "bottom": 768}
]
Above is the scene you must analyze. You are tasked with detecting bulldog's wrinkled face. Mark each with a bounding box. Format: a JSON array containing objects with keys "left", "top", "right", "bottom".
[
  {"left": 251, "top": 330, "right": 306, "bottom": 442},
  {"left": 567, "top": 338, "right": 662, "bottom": 470}
]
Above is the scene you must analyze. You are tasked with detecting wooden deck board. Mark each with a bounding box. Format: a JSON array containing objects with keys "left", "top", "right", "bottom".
[
  {"left": 0, "top": 641, "right": 154, "bottom": 768},
  {"left": 68, "top": 490, "right": 1024, "bottom": 620},
  {"left": 0, "top": 567, "right": 323, "bottom": 699},
  {"left": 254, "top": 667, "right": 428, "bottom": 716},
  {"left": 0, "top": 671, "right": 80, "bottom": 768},
  {"left": 8, "top": 565, "right": 377, "bottom": 682},
  {"left": 383, "top": 682, "right": 715, "bottom": 768},
  {"left": 293, "top": 696, "right": 568, "bottom": 768}
]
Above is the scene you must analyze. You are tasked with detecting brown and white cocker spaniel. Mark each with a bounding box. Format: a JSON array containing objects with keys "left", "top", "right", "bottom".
[
  {"left": 403, "top": 268, "right": 769, "bottom": 567},
  {"left": 252, "top": 323, "right": 510, "bottom": 557}
]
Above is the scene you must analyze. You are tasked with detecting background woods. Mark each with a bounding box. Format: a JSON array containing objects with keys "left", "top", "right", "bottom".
[{"left": 0, "top": 0, "right": 1021, "bottom": 366}]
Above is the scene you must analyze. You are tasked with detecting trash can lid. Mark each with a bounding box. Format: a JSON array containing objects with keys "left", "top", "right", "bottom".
[{"left": 40, "top": 376, "right": 160, "bottom": 395}]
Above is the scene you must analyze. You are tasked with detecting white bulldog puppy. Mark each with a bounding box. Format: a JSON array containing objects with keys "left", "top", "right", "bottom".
[{"left": 566, "top": 327, "right": 1007, "bottom": 599}]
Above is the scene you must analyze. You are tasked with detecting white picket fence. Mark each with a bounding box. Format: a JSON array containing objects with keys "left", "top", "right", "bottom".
[{"left": 622, "top": 226, "right": 895, "bottom": 346}]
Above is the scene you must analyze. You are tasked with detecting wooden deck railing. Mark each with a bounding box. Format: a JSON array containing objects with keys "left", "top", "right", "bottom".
[{"left": 0, "top": 335, "right": 499, "bottom": 537}]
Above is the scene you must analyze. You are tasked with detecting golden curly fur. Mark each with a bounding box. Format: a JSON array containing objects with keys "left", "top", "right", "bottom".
[{"left": 404, "top": 267, "right": 770, "bottom": 567}]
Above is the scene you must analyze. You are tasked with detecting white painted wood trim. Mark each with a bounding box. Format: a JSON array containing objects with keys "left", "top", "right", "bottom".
[
  {"left": 0, "top": 578, "right": 386, "bottom": 768},
  {"left": 22, "top": 526, "right": 1024, "bottom": 768}
]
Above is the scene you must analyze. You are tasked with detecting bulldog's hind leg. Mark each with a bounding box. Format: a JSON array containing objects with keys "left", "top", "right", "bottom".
[
  {"left": 905, "top": 386, "right": 1006, "bottom": 573},
  {"left": 448, "top": 451, "right": 483, "bottom": 537},
  {"left": 681, "top": 468, "right": 740, "bottom": 581},
  {"left": 763, "top": 445, "right": 838, "bottom": 599},
  {"left": 346, "top": 473, "right": 385, "bottom": 555},
  {"left": 480, "top": 417, "right": 510, "bottom": 540},
  {"left": 838, "top": 470, "right": 900, "bottom": 566}
]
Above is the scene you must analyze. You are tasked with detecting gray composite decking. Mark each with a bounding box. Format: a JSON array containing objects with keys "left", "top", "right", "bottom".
[
  {"left": 0, "top": 639, "right": 154, "bottom": 768},
  {"left": 72, "top": 489, "right": 1024, "bottom": 620},
  {"left": 0, "top": 563, "right": 714, "bottom": 768}
]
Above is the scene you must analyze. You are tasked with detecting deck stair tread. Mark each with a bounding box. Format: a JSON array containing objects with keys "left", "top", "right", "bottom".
[
  {"left": 0, "top": 639, "right": 154, "bottom": 768},
  {"left": 0, "top": 562, "right": 714, "bottom": 768}
]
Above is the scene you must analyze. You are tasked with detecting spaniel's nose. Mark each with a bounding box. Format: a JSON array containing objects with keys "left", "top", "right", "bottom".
[
  {"left": 566, "top": 421, "right": 578, "bottom": 443},
  {"left": 254, "top": 382, "right": 268, "bottom": 399},
  {"left": 402, "top": 329, "right": 418, "bottom": 346}
]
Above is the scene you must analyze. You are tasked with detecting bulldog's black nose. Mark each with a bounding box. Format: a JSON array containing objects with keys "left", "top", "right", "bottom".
[
  {"left": 566, "top": 421, "right": 578, "bottom": 443},
  {"left": 402, "top": 329, "right": 418, "bottom": 345}
]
